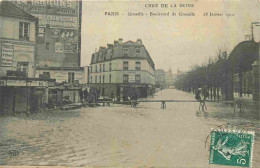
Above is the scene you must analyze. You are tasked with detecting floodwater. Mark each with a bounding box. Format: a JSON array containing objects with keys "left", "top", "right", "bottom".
[{"left": 0, "top": 89, "right": 259, "bottom": 167}]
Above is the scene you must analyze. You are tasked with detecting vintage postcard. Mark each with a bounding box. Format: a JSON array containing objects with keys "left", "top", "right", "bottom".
[{"left": 0, "top": 0, "right": 259, "bottom": 167}]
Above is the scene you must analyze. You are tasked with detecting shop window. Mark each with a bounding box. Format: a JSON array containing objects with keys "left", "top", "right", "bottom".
[
  {"left": 123, "top": 75, "right": 129, "bottom": 83},
  {"left": 135, "top": 75, "right": 141, "bottom": 83},
  {"left": 123, "top": 61, "right": 128, "bottom": 70},
  {"left": 19, "top": 22, "right": 30, "bottom": 41},
  {"left": 136, "top": 61, "right": 141, "bottom": 70},
  {"left": 68, "top": 72, "right": 75, "bottom": 83}
]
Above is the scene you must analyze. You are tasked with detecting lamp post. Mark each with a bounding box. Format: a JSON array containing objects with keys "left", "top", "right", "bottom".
[{"left": 251, "top": 22, "right": 260, "bottom": 41}]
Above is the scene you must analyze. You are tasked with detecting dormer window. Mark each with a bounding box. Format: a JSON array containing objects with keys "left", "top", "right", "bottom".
[
  {"left": 123, "top": 48, "right": 129, "bottom": 56},
  {"left": 135, "top": 48, "right": 140, "bottom": 55}
]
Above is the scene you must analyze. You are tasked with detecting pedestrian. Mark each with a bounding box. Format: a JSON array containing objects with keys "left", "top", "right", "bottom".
[
  {"left": 83, "top": 88, "right": 89, "bottom": 102},
  {"left": 201, "top": 86, "right": 209, "bottom": 101},
  {"left": 111, "top": 92, "right": 115, "bottom": 101},
  {"left": 195, "top": 87, "right": 207, "bottom": 111},
  {"left": 79, "top": 88, "right": 84, "bottom": 104}
]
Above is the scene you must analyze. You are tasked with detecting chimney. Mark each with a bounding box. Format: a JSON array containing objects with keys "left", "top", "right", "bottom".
[
  {"left": 136, "top": 39, "right": 142, "bottom": 44},
  {"left": 100, "top": 46, "right": 106, "bottom": 50},
  {"left": 118, "top": 38, "right": 123, "bottom": 44},
  {"left": 107, "top": 44, "right": 113, "bottom": 48}
]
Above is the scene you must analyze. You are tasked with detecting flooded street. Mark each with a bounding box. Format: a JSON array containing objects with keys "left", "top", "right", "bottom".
[{"left": 0, "top": 89, "right": 259, "bottom": 167}]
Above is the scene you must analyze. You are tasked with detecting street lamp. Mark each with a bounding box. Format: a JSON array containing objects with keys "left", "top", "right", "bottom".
[{"left": 251, "top": 22, "right": 260, "bottom": 41}]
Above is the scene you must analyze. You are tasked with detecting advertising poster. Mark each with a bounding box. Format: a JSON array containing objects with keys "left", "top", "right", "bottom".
[
  {"left": 0, "top": 0, "right": 260, "bottom": 168},
  {"left": 1, "top": 43, "right": 14, "bottom": 67}
]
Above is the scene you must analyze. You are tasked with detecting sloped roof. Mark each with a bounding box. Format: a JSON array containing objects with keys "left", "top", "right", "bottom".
[
  {"left": 228, "top": 40, "right": 259, "bottom": 73},
  {"left": 0, "top": 1, "right": 37, "bottom": 21}
]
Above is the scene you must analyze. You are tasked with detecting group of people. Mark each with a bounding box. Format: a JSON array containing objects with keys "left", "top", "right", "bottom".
[{"left": 79, "top": 86, "right": 98, "bottom": 105}]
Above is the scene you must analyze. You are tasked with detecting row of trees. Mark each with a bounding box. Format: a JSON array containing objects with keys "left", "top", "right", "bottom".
[{"left": 174, "top": 50, "right": 231, "bottom": 101}]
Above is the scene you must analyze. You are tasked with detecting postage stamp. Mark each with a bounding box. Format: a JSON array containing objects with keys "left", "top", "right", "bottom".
[{"left": 209, "top": 129, "right": 255, "bottom": 167}]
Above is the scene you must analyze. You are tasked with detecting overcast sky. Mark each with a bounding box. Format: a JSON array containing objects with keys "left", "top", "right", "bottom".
[{"left": 81, "top": 0, "right": 260, "bottom": 73}]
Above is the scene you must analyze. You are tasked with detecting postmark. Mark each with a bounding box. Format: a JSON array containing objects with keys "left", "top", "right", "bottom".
[{"left": 209, "top": 129, "right": 255, "bottom": 167}]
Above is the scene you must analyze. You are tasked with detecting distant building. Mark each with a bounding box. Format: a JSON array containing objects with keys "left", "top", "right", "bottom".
[
  {"left": 165, "top": 68, "right": 174, "bottom": 87},
  {"left": 155, "top": 69, "right": 166, "bottom": 88},
  {"left": 12, "top": 0, "right": 83, "bottom": 84},
  {"left": 88, "top": 38, "right": 155, "bottom": 99}
]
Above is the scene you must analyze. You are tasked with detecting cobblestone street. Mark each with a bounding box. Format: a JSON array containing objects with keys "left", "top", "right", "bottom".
[{"left": 0, "top": 89, "right": 259, "bottom": 167}]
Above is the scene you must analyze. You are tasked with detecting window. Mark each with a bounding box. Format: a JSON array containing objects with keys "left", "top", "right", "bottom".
[
  {"left": 100, "top": 64, "right": 102, "bottom": 72},
  {"left": 68, "top": 72, "right": 75, "bottom": 83},
  {"left": 90, "top": 76, "right": 92, "bottom": 83},
  {"left": 45, "top": 43, "right": 50, "bottom": 50},
  {"left": 103, "top": 64, "right": 105, "bottom": 72},
  {"left": 123, "top": 61, "right": 128, "bottom": 70},
  {"left": 135, "top": 48, "right": 141, "bottom": 55},
  {"left": 43, "top": 72, "right": 50, "bottom": 78},
  {"left": 99, "top": 76, "right": 101, "bottom": 83},
  {"left": 17, "top": 62, "right": 28, "bottom": 77},
  {"left": 95, "top": 65, "right": 97, "bottom": 72},
  {"left": 19, "top": 22, "right": 30, "bottom": 41},
  {"left": 109, "top": 74, "right": 111, "bottom": 83},
  {"left": 109, "top": 62, "right": 112, "bottom": 71},
  {"left": 103, "top": 75, "right": 105, "bottom": 83},
  {"left": 123, "top": 75, "right": 129, "bottom": 83},
  {"left": 136, "top": 61, "right": 141, "bottom": 70},
  {"left": 135, "top": 75, "right": 141, "bottom": 83},
  {"left": 95, "top": 76, "right": 97, "bottom": 83},
  {"left": 123, "top": 48, "right": 129, "bottom": 56}
]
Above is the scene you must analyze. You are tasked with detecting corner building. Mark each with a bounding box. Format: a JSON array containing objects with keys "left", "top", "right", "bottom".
[
  {"left": 12, "top": 0, "right": 83, "bottom": 84},
  {"left": 88, "top": 39, "right": 155, "bottom": 99}
]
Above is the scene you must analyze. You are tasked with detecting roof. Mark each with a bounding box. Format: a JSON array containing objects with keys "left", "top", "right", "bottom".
[
  {"left": 228, "top": 40, "right": 259, "bottom": 73},
  {"left": 90, "top": 39, "right": 155, "bottom": 69},
  {"left": 0, "top": 1, "right": 38, "bottom": 21}
]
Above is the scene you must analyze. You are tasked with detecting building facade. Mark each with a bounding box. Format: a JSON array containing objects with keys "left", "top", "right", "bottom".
[
  {"left": 0, "top": 1, "right": 55, "bottom": 114},
  {"left": 165, "top": 68, "right": 174, "bottom": 88},
  {"left": 12, "top": 0, "right": 83, "bottom": 84},
  {"left": 0, "top": 1, "right": 37, "bottom": 78},
  {"left": 88, "top": 39, "right": 155, "bottom": 99}
]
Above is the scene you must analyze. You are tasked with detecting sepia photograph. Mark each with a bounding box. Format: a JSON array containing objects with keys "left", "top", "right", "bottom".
[{"left": 0, "top": 0, "right": 259, "bottom": 167}]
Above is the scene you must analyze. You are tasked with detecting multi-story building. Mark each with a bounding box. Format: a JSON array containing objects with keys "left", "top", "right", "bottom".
[
  {"left": 88, "top": 38, "right": 155, "bottom": 99},
  {"left": 155, "top": 69, "right": 166, "bottom": 88},
  {"left": 12, "top": 0, "right": 83, "bottom": 84},
  {"left": 0, "top": 1, "right": 54, "bottom": 113},
  {"left": 165, "top": 68, "right": 174, "bottom": 88}
]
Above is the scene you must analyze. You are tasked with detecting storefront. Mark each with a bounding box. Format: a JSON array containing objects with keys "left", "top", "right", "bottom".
[{"left": 0, "top": 77, "right": 54, "bottom": 114}]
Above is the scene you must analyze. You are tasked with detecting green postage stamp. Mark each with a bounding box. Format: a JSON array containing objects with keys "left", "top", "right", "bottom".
[{"left": 209, "top": 129, "right": 255, "bottom": 167}]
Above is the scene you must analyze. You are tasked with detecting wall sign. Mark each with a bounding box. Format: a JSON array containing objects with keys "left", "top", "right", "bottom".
[
  {"left": 129, "top": 73, "right": 135, "bottom": 83},
  {"left": 7, "top": 80, "right": 26, "bottom": 86},
  {"left": 1, "top": 43, "right": 14, "bottom": 67}
]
